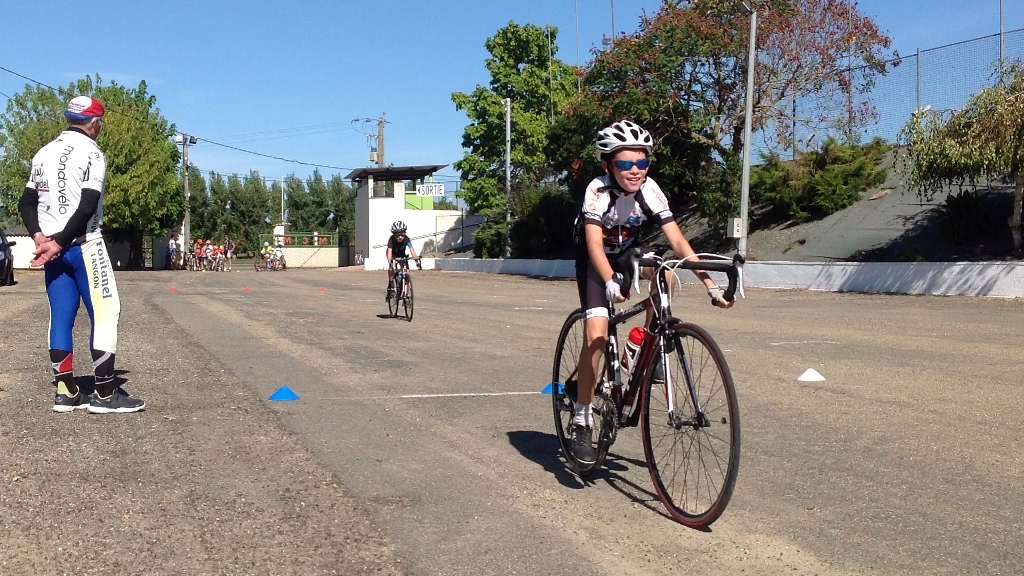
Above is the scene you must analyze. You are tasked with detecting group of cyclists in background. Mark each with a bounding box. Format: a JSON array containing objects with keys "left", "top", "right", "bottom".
[
  {"left": 163, "top": 232, "right": 288, "bottom": 272},
  {"left": 166, "top": 232, "right": 237, "bottom": 272}
]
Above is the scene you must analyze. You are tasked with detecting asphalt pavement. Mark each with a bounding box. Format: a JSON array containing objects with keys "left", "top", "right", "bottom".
[{"left": 1, "top": 267, "right": 1021, "bottom": 576}]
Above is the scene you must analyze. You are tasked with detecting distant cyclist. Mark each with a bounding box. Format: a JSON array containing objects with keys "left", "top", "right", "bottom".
[
  {"left": 275, "top": 241, "right": 285, "bottom": 270},
  {"left": 386, "top": 221, "right": 420, "bottom": 299},
  {"left": 569, "top": 119, "right": 733, "bottom": 465},
  {"left": 260, "top": 241, "right": 275, "bottom": 268}
]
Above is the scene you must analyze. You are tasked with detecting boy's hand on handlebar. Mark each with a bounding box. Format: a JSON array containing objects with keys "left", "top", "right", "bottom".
[
  {"left": 605, "top": 278, "right": 626, "bottom": 304},
  {"left": 708, "top": 286, "right": 735, "bottom": 309}
]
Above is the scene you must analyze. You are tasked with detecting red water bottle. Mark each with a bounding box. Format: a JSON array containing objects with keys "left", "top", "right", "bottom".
[{"left": 621, "top": 326, "right": 646, "bottom": 375}]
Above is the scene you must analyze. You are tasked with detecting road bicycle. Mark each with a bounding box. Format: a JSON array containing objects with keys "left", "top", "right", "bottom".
[
  {"left": 550, "top": 249, "right": 744, "bottom": 528},
  {"left": 386, "top": 257, "right": 419, "bottom": 321}
]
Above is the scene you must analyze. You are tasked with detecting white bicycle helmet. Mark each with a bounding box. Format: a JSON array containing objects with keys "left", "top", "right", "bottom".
[
  {"left": 391, "top": 221, "right": 407, "bottom": 234},
  {"left": 595, "top": 120, "right": 654, "bottom": 160},
  {"left": 264, "top": 242, "right": 270, "bottom": 247}
]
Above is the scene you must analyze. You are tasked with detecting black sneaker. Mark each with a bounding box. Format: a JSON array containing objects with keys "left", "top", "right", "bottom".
[
  {"left": 385, "top": 287, "right": 395, "bottom": 301},
  {"left": 53, "top": 390, "right": 90, "bottom": 413},
  {"left": 88, "top": 388, "right": 146, "bottom": 414},
  {"left": 569, "top": 424, "right": 597, "bottom": 465}
]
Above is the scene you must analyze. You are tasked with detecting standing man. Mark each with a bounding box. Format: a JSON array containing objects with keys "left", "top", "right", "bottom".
[
  {"left": 223, "top": 233, "right": 236, "bottom": 272},
  {"left": 167, "top": 230, "right": 180, "bottom": 270},
  {"left": 18, "top": 95, "right": 145, "bottom": 414}
]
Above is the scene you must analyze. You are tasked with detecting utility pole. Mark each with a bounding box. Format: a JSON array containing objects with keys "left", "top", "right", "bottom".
[
  {"left": 377, "top": 113, "right": 386, "bottom": 168},
  {"left": 503, "top": 98, "right": 512, "bottom": 258},
  {"left": 176, "top": 133, "right": 197, "bottom": 247}
]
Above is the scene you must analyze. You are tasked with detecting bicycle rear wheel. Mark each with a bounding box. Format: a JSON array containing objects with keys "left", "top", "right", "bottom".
[
  {"left": 641, "top": 322, "right": 740, "bottom": 528},
  {"left": 552, "top": 309, "right": 611, "bottom": 476},
  {"left": 403, "top": 276, "right": 414, "bottom": 321}
]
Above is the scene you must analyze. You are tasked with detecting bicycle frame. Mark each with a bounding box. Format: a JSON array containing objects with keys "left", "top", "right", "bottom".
[
  {"left": 391, "top": 258, "right": 412, "bottom": 297},
  {"left": 603, "top": 270, "right": 674, "bottom": 427},
  {"left": 605, "top": 252, "right": 744, "bottom": 428}
]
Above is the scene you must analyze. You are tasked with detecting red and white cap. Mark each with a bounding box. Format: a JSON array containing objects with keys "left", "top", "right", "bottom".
[{"left": 65, "top": 96, "right": 105, "bottom": 121}]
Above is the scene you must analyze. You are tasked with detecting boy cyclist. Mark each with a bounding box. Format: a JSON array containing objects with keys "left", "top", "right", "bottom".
[
  {"left": 385, "top": 221, "right": 420, "bottom": 299},
  {"left": 570, "top": 120, "right": 735, "bottom": 465}
]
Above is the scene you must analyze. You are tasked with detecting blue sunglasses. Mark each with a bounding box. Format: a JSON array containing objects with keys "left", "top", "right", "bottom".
[{"left": 613, "top": 158, "right": 651, "bottom": 171}]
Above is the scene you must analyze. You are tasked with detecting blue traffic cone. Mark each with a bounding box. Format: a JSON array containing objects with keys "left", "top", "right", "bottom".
[
  {"left": 269, "top": 386, "right": 300, "bottom": 401},
  {"left": 541, "top": 382, "right": 564, "bottom": 395}
]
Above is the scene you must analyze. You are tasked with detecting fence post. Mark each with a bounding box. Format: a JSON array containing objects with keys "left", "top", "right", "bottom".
[{"left": 916, "top": 48, "right": 921, "bottom": 112}]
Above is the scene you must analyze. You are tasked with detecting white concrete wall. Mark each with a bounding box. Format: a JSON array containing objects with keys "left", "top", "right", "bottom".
[
  {"left": 354, "top": 179, "right": 485, "bottom": 270},
  {"left": 434, "top": 258, "right": 1024, "bottom": 298}
]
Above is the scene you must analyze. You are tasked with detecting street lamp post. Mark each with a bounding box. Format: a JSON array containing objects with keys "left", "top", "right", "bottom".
[
  {"left": 737, "top": 2, "right": 758, "bottom": 257},
  {"left": 503, "top": 97, "right": 512, "bottom": 258}
]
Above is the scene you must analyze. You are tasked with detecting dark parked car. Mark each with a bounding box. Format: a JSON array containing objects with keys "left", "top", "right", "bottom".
[{"left": 0, "top": 228, "right": 17, "bottom": 286}]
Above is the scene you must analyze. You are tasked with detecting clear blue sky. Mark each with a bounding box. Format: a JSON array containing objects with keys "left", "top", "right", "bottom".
[{"left": 0, "top": 0, "right": 1020, "bottom": 189}]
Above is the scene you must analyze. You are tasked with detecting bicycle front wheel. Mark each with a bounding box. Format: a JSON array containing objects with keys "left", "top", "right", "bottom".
[
  {"left": 387, "top": 282, "right": 399, "bottom": 318},
  {"left": 403, "top": 276, "right": 414, "bottom": 321},
  {"left": 641, "top": 322, "right": 740, "bottom": 528}
]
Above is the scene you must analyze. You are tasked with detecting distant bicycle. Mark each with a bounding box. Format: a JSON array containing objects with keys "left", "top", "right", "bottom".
[
  {"left": 551, "top": 248, "right": 744, "bottom": 529},
  {"left": 254, "top": 254, "right": 286, "bottom": 271},
  {"left": 386, "top": 257, "right": 419, "bottom": 321}
]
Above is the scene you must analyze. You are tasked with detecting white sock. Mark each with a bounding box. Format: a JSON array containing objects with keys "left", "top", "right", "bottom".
[{"left": 573, "top": 403, "right": 592, "bottom": 427}]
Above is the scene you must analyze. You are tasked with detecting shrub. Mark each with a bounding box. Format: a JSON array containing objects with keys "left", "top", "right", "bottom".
[
  {"left": 752, "top": 137, "right": 890, "bottom": 222},
  {"left": 938, "top": 189, "right": 991, "bottom": 245},
  {"left": 509, "top": 186, "right": 577, "bottom": 258}
]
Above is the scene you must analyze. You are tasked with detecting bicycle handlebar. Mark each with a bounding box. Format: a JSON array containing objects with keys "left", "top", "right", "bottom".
[{"left": 628, "top": 248, "right": 746, "bottom": 305}]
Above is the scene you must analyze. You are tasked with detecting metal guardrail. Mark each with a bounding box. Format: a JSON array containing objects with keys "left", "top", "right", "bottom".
[{"left": 260, "top": 232, "right": 342, "bottom": 247}]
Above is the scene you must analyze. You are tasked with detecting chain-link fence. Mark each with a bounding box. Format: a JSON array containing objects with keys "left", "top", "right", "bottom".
[{"left": 788, "top": 28, "right": 1024, "bottom": 152}]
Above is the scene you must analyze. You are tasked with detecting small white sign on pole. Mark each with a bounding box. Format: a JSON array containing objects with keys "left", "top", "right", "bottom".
[{"left": 416, "top": 183, "right": 445, "bottom": 197}]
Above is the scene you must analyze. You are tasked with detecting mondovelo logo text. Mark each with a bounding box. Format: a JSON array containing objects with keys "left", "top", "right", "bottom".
[
  {"left": 56, "top": 145, "right": 75, "bottom": 215},
  {"left": 90, "top": 246, "right": 114, "bottom": 299}
]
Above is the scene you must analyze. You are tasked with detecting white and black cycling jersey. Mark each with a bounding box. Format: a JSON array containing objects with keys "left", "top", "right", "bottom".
[
  {"left": 576, "top": 174, "right": 673, "bottom": 254},
  {"left": 24, "top": 129, "right": 107, "bottom": 240}
]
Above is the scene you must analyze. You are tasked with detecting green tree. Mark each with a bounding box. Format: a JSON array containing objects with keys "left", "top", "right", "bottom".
[
  {"left": 0, "top": 76, "right": 182, "bottom": 268},
  {"left": 899, "top": 64, "right": 1024, "bottom": 251},
  {"left": 327, "top": 174, "right": 356, "bottom": 240},
  {"left": 548, "top": 0, "right": 895, "bottom": 231},
  {"left": 452, "top": 22, "right": 577, "bottom": 214}
]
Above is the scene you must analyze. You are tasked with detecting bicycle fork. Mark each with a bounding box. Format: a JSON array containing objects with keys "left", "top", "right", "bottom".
[{"left": 659, "top": 334, "right": 710, "bottom": 431}]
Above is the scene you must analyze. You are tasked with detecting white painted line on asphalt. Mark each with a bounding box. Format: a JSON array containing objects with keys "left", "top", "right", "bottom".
[
  {"left": 514, "top": 306, "right": 544, "bottom": 310},
  {"left": 318, "top": 391, "right": 542, "bottom": 400},
  {"left": 769, "top": 340, "right": 840, "bottom": 346}
]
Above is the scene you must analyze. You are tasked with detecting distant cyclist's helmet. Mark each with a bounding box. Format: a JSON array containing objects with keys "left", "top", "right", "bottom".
[
  {"left": 391, "top": 221, "right": 407, "bottom": 234},
  {"left": 264, "top": 242, "right": 270, "bottom": 247},
  {"left": 64, "top": 96, "right": 105, "bottom": 122},
  {"left": 595, "top": 120, "right": 654, "bottom": 160}
]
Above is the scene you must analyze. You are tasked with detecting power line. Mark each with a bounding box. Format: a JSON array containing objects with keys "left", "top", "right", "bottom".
[
  {"left": 0, "top": 64, "right": 360, "bottom": 172},
  {"left": 206, "top": 121, "right": 359, "bottom": 143}
]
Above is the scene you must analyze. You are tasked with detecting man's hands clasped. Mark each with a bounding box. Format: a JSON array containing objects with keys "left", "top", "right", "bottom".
[{"left": 30, "top": 233, "right": 62, "bottom": 267}]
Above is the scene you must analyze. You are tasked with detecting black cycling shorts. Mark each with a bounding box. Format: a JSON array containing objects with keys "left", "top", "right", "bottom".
[{"left": 575, "top": 248, "right": 638, "bottom": 319}]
